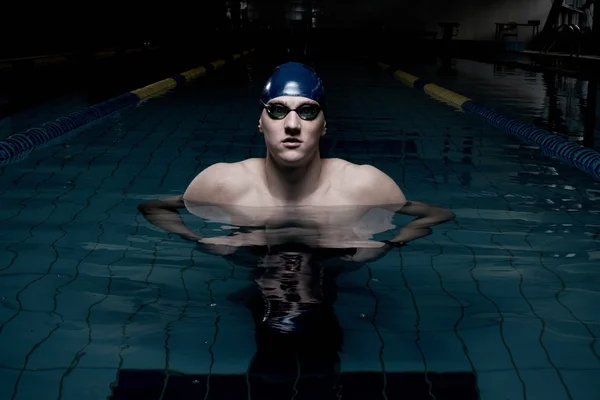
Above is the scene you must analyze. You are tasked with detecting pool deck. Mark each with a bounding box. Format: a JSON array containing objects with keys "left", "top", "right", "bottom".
[
  {"left": 0, "top": 48, "right": 161, "bottom": 71},
  {"left": 513, "top": 49, "right": 600, "bottom": 79},
  {"left": 520, "top": 49, "right": 600, "bottom": 62}
]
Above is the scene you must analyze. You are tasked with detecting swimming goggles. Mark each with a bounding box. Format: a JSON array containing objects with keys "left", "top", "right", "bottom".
[{"left": 261, "top": 101, "right": 322, "bottom": 121}]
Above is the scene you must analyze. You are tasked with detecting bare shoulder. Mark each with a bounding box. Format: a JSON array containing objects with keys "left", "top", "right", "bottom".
[
  {"left": 183, "top": 160, "right": 255, "bottom": 204},
  {"left": 331, "top": 159, "right": 407, "bottom": 206}
]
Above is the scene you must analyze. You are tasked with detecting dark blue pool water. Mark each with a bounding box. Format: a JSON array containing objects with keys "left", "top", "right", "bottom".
[{"left": 0, "top": 54, "right": 599, "bottom": 400}]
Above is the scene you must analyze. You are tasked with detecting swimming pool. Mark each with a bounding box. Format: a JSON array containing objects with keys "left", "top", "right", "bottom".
[{"left": 0, "top": 53, "right": 599, "bottom": 400}]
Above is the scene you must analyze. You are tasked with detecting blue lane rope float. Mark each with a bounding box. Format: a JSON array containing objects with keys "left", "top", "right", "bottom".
[
  {"left": 0, "top": 48, "right": 256, "bottom": 163},
  {"left": 377, "top": 62, "right": 600, "bottom": 181}
]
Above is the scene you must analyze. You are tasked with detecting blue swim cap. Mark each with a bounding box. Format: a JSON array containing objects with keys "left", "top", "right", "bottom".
[{"left": 260, "top": 62, "right": 327, "bottom": 110}]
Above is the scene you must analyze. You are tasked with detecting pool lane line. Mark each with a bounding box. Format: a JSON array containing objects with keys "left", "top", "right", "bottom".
[
  {"left": 377, "top": 61, "right": 600, "bottom": 182},
  {"left": 0, "top": 48, "right": 256, "bottom": 164}
]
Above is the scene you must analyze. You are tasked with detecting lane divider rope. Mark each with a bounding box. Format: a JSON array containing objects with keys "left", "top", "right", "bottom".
[
  {"left": 0, "top": 48, "right": 256, "bottom": 164},
  {"left": 377, "top": 61, "right": 600, "bottom": 181}
]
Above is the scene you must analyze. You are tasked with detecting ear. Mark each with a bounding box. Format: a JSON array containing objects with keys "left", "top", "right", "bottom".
[
  {"left": 322, "top": 120, "right": 327, "bottom": 136},
  {"left": 258, "top": 118, "right": 263, "bottom": 133}
]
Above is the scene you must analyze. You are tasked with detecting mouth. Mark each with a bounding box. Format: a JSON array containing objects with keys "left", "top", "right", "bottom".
[{"left": 282, "top": 138, "right": 302, "bottom": 147}]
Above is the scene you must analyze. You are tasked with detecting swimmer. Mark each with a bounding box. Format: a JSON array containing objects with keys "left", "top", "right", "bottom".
[{"left": 138, "top": 62, "right": 455, "bottom": 255}]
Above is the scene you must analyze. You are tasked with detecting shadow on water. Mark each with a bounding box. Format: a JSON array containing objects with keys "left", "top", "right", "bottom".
[
  {"left": 110, "top": 371, "right": 477, "bottom": 400},
  {"left": 108, "top": 202, "right": 476, "bottom": 399},
  {"left": 108, "top": 242, "right": 477, "bottom": 399}
]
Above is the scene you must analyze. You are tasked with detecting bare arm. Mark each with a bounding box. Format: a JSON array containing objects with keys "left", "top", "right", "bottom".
[
  {"left": 137, "top": 163, "right": 228, "bottom": 241},
  {"left": 353, "top": 165, "right": 455, "bottom": 246},
  {"left": 137, "top": 197, "right": 244, "bottom": 257},
  {"left": 137, "top": 163, "right": 250, "bottom": 255},
  {"left": 137, "top": 195, "right": 203, "bottom": 242},
  {"left": 390, "top": 200, "right": 456, "bottom": 244}
]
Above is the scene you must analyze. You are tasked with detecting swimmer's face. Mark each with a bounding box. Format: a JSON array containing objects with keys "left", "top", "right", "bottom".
[{"left": 259, "top": 96, "right": 326, "bottom": 166}]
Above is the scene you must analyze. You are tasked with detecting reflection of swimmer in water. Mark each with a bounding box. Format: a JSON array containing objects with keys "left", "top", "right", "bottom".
[
  {"left": 231, "top": 242, "right": 358, "bottom": 333},
  {"left": 221, "top": 240, "right": 363, "bottom": 394},
  {"left": 243, "top": 244, "right": 348, "bottom": 388},
  {"left": 138, "top": 62, "right": 456, "bottom": 394}
]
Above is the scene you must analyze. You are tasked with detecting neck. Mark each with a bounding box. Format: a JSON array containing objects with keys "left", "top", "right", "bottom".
[{"left": 264, "top": 152, "right": 323, "bottom": 203}]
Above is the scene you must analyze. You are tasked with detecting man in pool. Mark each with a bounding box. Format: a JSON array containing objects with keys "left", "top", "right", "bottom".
[
  {"left": 137, "top": 62, "right": 456, "bottom": 394},
  {"left": 138, "top": 61, "right": 455, "bottom": 255}
]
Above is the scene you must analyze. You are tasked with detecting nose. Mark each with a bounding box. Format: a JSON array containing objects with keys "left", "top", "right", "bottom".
[{"left": 283, "top": 110, "right": 301, "bottom": 133}]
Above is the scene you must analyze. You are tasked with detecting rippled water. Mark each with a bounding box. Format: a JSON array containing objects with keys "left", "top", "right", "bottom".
[{"left": 0, "top": 55, "right": 599, "bottom": 399}]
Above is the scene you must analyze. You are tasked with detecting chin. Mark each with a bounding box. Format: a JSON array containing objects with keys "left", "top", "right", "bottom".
[
  {"left": 270, "top": 149, "right": 310, "bottom": 166},
  {"left": 277, "top": 156, "right": 308, "bottom": 168}
]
